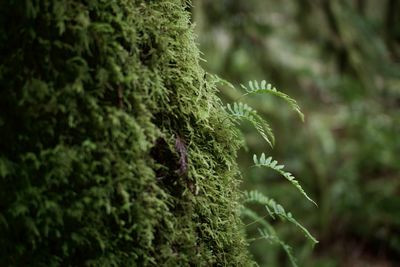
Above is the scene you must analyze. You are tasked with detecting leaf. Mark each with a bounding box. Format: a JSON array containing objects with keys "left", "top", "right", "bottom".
[
  {"left": 226, "top": 102, "right": 275, "bottom": 147},
  {"left": 243, "top": 190, "right": 318, "bottom": 244},
  {"left": 241, "top": 80, "right": 304, "bottom": 121},
  {"left": 253, "top": 153, "right": 317, "bottom": 206},
  {"left": 258, "top": 228, "right": 298, "bottom": 267},
  {"left": 242, "top": 207, "right": 298, "bottom": 267}
]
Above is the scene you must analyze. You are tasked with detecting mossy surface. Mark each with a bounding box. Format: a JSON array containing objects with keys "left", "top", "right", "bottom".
[{"left": 0, "top": 1, "right": 253, "bottom": 266}]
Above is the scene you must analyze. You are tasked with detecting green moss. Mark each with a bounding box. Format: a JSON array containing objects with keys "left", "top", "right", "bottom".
[{"left": 0, "top": 1, "right": 253, "bottom": 266}]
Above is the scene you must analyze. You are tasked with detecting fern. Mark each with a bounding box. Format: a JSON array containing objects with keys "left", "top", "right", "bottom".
[
  {"left": 258, "top": 228, "right": 298, "bottom": 267},
  {"left": 242, "top": 208, "right": 298, "bottom": 267},
  {"left": 244, "top": 191, "right": 318, "bottom": 244},
  {"left": 253, "top": 153, "right": 317, "bottom": 206},
  {"left": 241, "top": 80, "right": 304, "bottom": 121},
  {"left": 226, "top": 102, "right": 275, "bottom": 147},
  {"left": 221, "top": 79, "right": 316, "bottom": 265}
]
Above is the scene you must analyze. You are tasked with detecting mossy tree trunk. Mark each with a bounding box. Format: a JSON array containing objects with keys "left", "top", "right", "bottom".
[{"left": 0, "top": 1, "right": 253, "bottom": 266}]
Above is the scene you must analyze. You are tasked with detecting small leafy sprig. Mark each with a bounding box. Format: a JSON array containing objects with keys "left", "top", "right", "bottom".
[
  {"left": 243, "top": 190, "right": 318, "bottom": 244},
  {"left": 226, "top": 102, "right": 274, "bottom": 147},
  {"left": 252, "top": 153, "right": 317, "bottom": 206},
  {"left": 242, "top": 208, "right": 299, "bottom": 267},
  {"left": 241, "top": 80, "right": 304, "bottom": 121}
]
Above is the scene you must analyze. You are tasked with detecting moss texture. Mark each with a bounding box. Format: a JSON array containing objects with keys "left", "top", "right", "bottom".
[{"left": 0, "top": 1, "right": 253, "bottom": 266}]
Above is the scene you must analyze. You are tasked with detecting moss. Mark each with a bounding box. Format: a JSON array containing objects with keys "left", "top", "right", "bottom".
[{"left": 0, "top": 0, "right": 253, "bottom": 266}]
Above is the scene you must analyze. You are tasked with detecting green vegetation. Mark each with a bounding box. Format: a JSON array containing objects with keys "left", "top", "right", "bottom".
[
  {"left": 0, "top": 1, "right": 255, "bottom": 266},
  {"left": 225, "top": 80, "right": 316, "bottom": 266},
  {"left": 2, "top": 0, "right": 397, "bottom": 266}
]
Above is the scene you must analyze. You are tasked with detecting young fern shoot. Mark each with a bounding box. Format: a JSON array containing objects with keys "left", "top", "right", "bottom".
[
  {"left": 242, "top": 208, "right": 299, "bottom": 267},
  {"left": 226, "top": 102, "right": 275, "bottom": 147},
  {"left": 253, "top": 153, "right": 317, "bottom": 206},
  {"left": 243, "top": 190, "right": 318, "bottom": 244},
  {"left": 241, "top": 80, "right": 304, "bottom": 121}
]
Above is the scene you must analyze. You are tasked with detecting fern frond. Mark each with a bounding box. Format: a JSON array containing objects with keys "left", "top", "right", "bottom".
[
  {"left": 253, "top": 153, "right": 317, "bottom": 206},
  {"left": 258, "top": 228, "right": 298, "bottom": 267},
  {"left": 241, "top": 206, "right": 273, "bottom": 230},
  {"left": 241, "top": 80, "right": 304, "bottom": 121},
  {"left": 243, "top": 191, "right": 318, "bottom": 244},
  {"left": 226, "top": 102, "right": 275, "bottom": 147},
  {"left": 242, "top": 208, "right": 298, "bottom": 267}
]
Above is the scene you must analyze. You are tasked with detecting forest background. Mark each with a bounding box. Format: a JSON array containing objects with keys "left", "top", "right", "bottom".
[{"left": 193, "top": 1, "right": 400, "bottom": 266}]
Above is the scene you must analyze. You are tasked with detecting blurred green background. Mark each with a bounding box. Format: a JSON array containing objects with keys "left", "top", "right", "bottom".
[{"left": 192, "top": 0, "right": 400, "bottom": 266}]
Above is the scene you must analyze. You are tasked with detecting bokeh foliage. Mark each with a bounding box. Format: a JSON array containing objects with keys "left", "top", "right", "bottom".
[
  {"left": 194, "top": 0, "right": 400, "bottom": 266},
  {"left": 0, "top": 1, "right": 254, "bottom": 266}
]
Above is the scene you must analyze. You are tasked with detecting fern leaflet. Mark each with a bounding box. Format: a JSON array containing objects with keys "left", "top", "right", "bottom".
[
  {"left": 244, "top": 190, "right": 318, "bottom": 244},
  {"left": 241, "top": 80, "right": 304, "bottom": 121},
  {"left": 226, "top": 102, "right": 274, "bottom": 147},
  {"left": 258, "top": 228, "right": 298, "bottom": 267},
  {"left": 242, "top": 207, "right": 298, "bottom": 267},
  {"left": 253, "top": 153, "right": 317, "bottom": 206}
]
